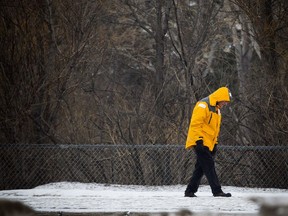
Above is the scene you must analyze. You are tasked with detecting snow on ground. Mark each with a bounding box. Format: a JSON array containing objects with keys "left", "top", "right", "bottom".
[{"left": 0, "top": 182, "right": 288, "bottom": 215}]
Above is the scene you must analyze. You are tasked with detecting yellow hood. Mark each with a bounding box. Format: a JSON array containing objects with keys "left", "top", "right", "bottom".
[{"left": 208, "top": 87, "right": 231, "bottom": 106}]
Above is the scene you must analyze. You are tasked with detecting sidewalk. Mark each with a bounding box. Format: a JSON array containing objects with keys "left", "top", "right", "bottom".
[{"left": 0, "top": 182, "right": 287, "bottom": 215}]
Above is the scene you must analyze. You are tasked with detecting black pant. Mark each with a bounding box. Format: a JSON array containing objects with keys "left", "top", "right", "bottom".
[{"left": 185, "top": 143, "right": 222, "bottom": 195}]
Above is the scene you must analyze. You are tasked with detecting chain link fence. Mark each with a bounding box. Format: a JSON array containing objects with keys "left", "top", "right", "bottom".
[{"left": 1, "top": 144, "right": 287, "bottom": 190}]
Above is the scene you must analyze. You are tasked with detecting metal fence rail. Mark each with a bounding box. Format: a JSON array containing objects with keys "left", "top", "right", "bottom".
[{"left": 1, "top": 144, "right": 287, "bottom": 190}]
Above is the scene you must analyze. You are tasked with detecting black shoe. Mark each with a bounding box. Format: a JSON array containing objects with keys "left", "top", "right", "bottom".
[
  {"left": 184, "top": 192, "right": 197, "bottom": 197},
  {"left": 213, "top": 192, "right": 232, "bottom": 197}
]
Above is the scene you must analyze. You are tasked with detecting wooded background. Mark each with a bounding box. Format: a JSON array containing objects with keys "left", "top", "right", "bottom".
[{"left": 1, "top": 0, "right": 288, "bottom": 147}]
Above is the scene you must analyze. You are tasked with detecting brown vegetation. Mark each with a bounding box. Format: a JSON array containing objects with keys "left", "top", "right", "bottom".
[{"left": 0, "top": 0, "right": 288, "bottom": 187}]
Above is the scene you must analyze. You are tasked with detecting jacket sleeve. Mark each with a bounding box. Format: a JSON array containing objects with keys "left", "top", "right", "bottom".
[{"left": 189, "top": 102, "right": 208, "bottom": 140}]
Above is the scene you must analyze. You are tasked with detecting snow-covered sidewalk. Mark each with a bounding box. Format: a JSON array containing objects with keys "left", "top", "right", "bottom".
[{"left": 0, "top": 182, "right": 288, "bottom": 215}]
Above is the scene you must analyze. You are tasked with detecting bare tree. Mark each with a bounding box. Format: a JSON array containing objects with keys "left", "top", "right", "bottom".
[
  {"left": 224, "top": 0, "right": 288, "bottom": 188},
  {"left": 229, "top": 0, "right": 288, "bottom": 145},
  {"left": 0, "top": 0, "right": 107, "bottom": 144}
]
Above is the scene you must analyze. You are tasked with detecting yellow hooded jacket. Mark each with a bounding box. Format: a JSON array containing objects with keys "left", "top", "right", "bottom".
[{"left": 185, "top": 87, "right": 231, "bottom": 151}]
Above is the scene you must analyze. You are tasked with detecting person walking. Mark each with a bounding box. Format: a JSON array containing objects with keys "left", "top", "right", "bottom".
[{"left": 184, "top": 87, "right": 232, "bottom": 197}]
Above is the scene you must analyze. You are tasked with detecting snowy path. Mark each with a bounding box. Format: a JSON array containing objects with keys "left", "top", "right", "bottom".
[{"left": 0, "top": 182, "right": 288, "bottom": 215}]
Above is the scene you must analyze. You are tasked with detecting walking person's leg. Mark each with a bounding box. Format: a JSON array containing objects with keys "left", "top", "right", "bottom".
[{"left": 185, "top": 157, "right": 203, "bottom": 197}]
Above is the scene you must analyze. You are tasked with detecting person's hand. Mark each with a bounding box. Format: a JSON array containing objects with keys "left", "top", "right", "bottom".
[
  {"left": 196, "top": 139, "right": 203, "bottom": 146},
  {"left": 195, "top": 140, "right": 204, "bottom": 152}
]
